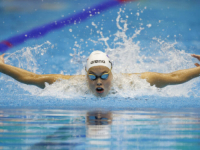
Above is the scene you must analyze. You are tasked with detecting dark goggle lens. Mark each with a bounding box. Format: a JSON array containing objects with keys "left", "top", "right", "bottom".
[
  {"left": 88, "top": 73, "right": 109, "bottom": 80},
  {"left": 101, "top": 73, "right": 109, "bottom": 80},
  {"left": 89, "top": 74, "right": 96, "bottom": 80}
]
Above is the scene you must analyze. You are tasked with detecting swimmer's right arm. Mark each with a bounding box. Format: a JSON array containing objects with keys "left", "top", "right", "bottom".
[{"left": 0, "top": 54, "right": 72, "bottom": 88}]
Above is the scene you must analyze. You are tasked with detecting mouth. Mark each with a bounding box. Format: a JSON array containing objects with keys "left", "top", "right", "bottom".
[{"left": 96, "top": 87, "right": 104, "bottom": 94}]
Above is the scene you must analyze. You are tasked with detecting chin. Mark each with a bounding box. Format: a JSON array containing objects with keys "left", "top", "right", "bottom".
[{"left": 93, "top": 90, "right": 109, "bottom": 97}]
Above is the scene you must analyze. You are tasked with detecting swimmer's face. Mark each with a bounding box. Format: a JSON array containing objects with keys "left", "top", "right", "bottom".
[{"left": 87, "top": 66, "right": 113, "bottom": 97}]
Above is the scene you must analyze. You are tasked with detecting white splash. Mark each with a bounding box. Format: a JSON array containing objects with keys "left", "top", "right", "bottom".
[
  {"left": 37, "top": 76, "right": 91, "bottom": 99},
  {"left": 1, "top": 9, "right": 200, "bottom": 99},
  {"left": 0, "top": 42, "right": 51, "bottom": 95},
  {"left": 146, "top": 24, "right": 152, "bottom": 28},
  {"left": 77, "top": 9, "right": 199, "bottom": 98},
  {"left": 5, "top": 41, "right": 51, "bottom": 74}
]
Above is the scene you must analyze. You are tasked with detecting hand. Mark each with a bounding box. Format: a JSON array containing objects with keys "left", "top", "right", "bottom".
[
  {"left": 191, "top": 54, "right": 200, "bottom": 67},
  {"left": 0, "top": 54, "right": 5, "bottom": 64}
]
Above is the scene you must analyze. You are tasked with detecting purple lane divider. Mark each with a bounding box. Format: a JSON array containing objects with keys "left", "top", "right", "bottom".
[{"left": 0, "top": 0, "right": 132, "bottom": 53}]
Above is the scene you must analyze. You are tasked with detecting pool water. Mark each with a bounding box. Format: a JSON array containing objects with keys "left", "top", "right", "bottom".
[
  {"left": 1, "top": 108, "right": 200, "bottom": 150},
  {"left": 0, "top": 0, "right": 200, "bottom": 149}
]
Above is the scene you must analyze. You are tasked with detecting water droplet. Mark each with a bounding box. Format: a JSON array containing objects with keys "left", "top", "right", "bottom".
[{"left": 146, "top": 24, "right": 152, "bottom": 28}]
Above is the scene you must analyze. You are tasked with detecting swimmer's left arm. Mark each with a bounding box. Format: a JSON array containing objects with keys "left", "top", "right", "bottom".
[
  {"left": 140, "top": 67, "right": 200, "bottom": 88},
  {"left": 139, "top": 54, "right": 200, "bottom": 88}
]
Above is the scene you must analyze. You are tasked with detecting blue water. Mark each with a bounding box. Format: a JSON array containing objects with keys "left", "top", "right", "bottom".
[
  {"left": 0, "top": 0, "right": 200, "bottom": 149},
  {"left": 1, "top": 108, "right": 200, "bottom": 150}
]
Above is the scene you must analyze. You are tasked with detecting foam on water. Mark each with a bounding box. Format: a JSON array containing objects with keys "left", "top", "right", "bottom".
[{"left": 1, "top": 8, "right": 200, "bottom": 99}]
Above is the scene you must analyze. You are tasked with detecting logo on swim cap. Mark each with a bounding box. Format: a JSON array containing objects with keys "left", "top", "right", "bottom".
[
  {"left": 86, "top": 50, "right": 112, "bottom": 71},
  {"left": 91, "top": 60, "right": 105, "bottom": 64}
]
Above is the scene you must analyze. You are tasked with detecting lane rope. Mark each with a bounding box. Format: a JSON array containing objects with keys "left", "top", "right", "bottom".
[{"left": 0, "top": 0, "right": 134, "bottom": 53}]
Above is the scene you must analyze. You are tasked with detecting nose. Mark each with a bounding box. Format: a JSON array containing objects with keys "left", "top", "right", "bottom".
[{"left": 97, "top": 78, "right": 102, "bottom": 86}]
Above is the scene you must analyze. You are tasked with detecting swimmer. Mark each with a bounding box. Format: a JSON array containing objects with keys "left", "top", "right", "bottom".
[{"left": 0, "top": 51, "right": 200, "bottom": 97}]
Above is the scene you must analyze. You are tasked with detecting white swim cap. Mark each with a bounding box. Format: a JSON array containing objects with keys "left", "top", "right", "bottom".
[{"left": 86, "top": 51, "right": 112, "bottom": 71}]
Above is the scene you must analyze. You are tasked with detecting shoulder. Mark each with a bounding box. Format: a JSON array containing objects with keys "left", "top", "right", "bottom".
[
  {"left": 55, "top": 74, "right": 85, "bottom": 80},
  {"left": 38, "top": 74, "right": 85, "bottom": 81}
]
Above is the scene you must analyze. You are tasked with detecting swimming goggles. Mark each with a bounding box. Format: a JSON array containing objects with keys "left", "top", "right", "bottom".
[{"left": 87, "top": 70, "right": 111, "bottom": 80}]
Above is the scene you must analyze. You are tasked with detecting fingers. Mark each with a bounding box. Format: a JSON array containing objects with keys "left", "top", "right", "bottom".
[
  {"left": 192, "top": 54, "right": 200, "bottom": 66},
  {"left": 191, "top": 54, "right": 198, "bottom": 58},
  {"left": 195, "top": 63, "right": 200, "bottom": 67},
  {"left": 191, "top": 54, "right": 200, "bottom": 61},
  {"left": 0, "top": 53, "right": 5, "bottom": 64},
  {"left": 0, "top": 53, "right": 5, "bottom": 57}
]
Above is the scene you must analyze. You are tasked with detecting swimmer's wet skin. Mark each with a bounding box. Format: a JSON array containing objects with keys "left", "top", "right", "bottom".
[
  {"left": 86, "top": 65, "right": 113, "bottom": 97},
  {"left": 1, "top": 52, "right": 200, "bottom": 97}
]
